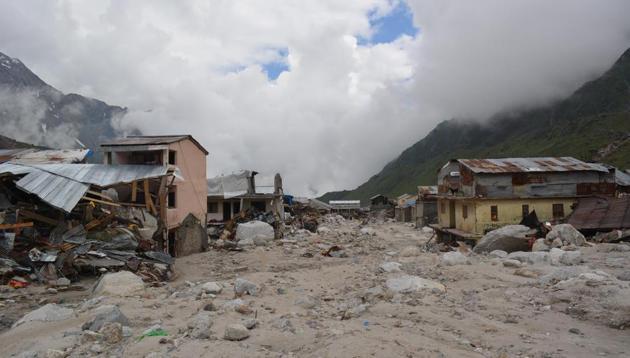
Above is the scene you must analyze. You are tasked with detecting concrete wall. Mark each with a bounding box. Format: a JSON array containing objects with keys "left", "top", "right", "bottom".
[{"left": 166, "top": 139, "right": 207, "bottom": 229}]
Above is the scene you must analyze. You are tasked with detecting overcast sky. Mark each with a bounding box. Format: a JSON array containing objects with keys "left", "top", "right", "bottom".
[{"left": 1, "top": 0, "right": 629, "bottom": 196}]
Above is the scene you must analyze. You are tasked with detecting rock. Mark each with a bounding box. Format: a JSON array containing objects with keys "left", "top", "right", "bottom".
[
  {"left": 222, "top": 298, "right": 246, "bottom": 310},
  {"left": 234, "top": 278, "right": 258, "bottom": 296},
  {"left": 90, "top": 344, "right": 104, "bottom": 354},
  {"left": 203, "top": 301, "right": 217, "bottom": 311},
  {"left": 473, "top": 225, "right": 533, "bottom": 254},
  {"left": 399, "top": 246, "right": 421, "bottom": 257},
  {"left": 379, "top": 262, "right": 402, "bottom": 273},
  {"left": 242, "top": 318, "right": 257, "bottom": 329},
  {"left": 99, "top": 322, "right": 123, "bottom": 344},
  {"left": 538, "top": 266, "right": 590, "bottom": 285},
  {"left": 549, "top": 248, "right": 564, "bottom": 266},
  {"left": 224, "top": 324, "right": 250, "bottom": 341},
  {"left": 295, "top": 295, "right": 320, "bottom": 309},
  {"left": 82, "top": 305, "right": 129, "bottom": 331},
  {"left": 546, "top": 224, "right": 586, "bottom": 246},
  {"left": 421, "top": 226, "right": 434, "bottom": 234},
  {"left": 13, "top": 303, "right": 74, "bottom": 327},
  {"left": 200, "top": 282, "right": 222, "bottom": 294},
  {"left": 559, "top": 250, "right": 582, "bottom": 265},
  {"left": 237, "top": 238, "right": 254, "bottom": 247},
  {"left": 532, "top": 239, "right": 550, "bottom": 252},
  {"left": 569, "top": 327, "right": 582, "bottom": 335},
  {"left": 92, "top": 271, "right": 144, "bottom": 297},
  {"left": 55, "top": 277, "right": 71, "bottom": 287},
  {"left": 514, "top": 268, "right": 541, "bottom": 278},
  {"left": 46, "top": 349, "right": 66, "bottom": 358},
  {"left": 122, "top": 326, "right": 133, "bottom": 337},
  {"left": 236, "top": 221, "right": 274, "bottom": 246},
  {"left": 440, "top": 251, "right": 469, "bottom": 266},
  {"left": 385, "top": 275, "right": 446, "bottom": 294},
  {"left": 502, "top": 259, "right": 522, "bottom": 268},
  {"left": 617, "top": 271, "right": 630, "bottom": 281},
  {"left": 359, "top": 227, "right": 377, "bottom": 236},
  {"left": 507, "top": 251, "right": 548, "bottom": 264},
  {"left": 342, "top": 304, "right": 368, "bottom": 319},
  {"left": 316, "top": 226, "right": 331, "bottom": 235},
  {"left": 271, "top": 317, "right": 295, "bottom": 333},
  {"left": 235, "top": 304, "right": 253, "bottom": 315},
  {"left": 188, "top": 312, "right": 213, "bottom": 339},
  {"left": 551, "top": 238, "right": 563, "bottom": 248},
  {"left": 489, "top": 250, "right": 508, "bottom": 258}
]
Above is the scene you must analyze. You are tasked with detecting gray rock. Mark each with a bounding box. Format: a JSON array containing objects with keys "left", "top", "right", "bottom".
[
  {"left": 617, "top": 270, "right": 630, "bottom": 281},
  {"left": 55, "top": 277, "right": 71, "bottom": 287},
  {"left": 45, "top": 349, "right": 66, "bottom": 358},
  {"left": 546, "top": 224, "right": 586, "bottom": 246},
  {"left": 271, "top": 318, "right": 295, "bottom": 333},
  {"left": 551, "top": 238, "right": 563, "bottom": 248},
  {"left": 295, "top": 295, "right": 319, "bottom": 309},
  {"left": 89, "top": 344, "right": 104, "bottom": 354},
  {"left": 13, "top": 303, "right": 74, "bottom": 328},
  {"left": 507, "top": 251, "right": 548, "bottom": 264},
  {"left": 359, "top": 227, "right": 377, "bottom": 236},
  {"left": 342, "top": 303, "right": 368, "bottom": 319},
  {"left": 236, "top": 221, "right": 274, "bottom": 245},
  {"left": 187, "top": 311, "right": 213, "bottom": 339},
  {"left": 224, "top": 324, "right": 250, "bottom": 341},
  {"left": 242, "top": 318, "right": 257, "bottom": 329},
  {"left": 385, "top": 275, "right": 446, "bottom": 293},
  {"left": 99, "top": 322, "right": 123, "bottom": 344},
  {"left": 473, "top": 225, "right": 533, "bottom": 254},
  {"left": 234, "top": 278, "right": 258, "bottom": 296},
  {"left": 82, "top": 305, "right": 129, "bottom": 331},
  {"left": 92, "top": 271, "right": 144, "bottom": 297},
  {"left": 399, "top": 246, "right": 421, "bottom": 257},
  {"left": 200, "top": 282, "right": 222, "bottom": 294},
  {"left": 549, "top": 248, "right": 564, "bottom": 266},
  {"left": 440, "top": 251, "right": 469, "bottom": 266},
  {"left": 538, "top": 266, "right": 590, "bottom": 285},
  {"left": 532, "top": 239, "right": 550, "bottom": 252},
  {"left": 488, "top": 250, "right": 508, "bottom": 258},
  {"left": 502, "top": 259, "right": 522, "bottom": 268},
  {"left": 379, "top": 261, "right": 402, "bottom": 273},
  {"left": 316, "top": 226, "right": 331, "bottom": 235},
  {"left": 559, "top": 250, "right": 582, "bottom": 265},
  {"left": 122, "top": 326, "right": 133, "bottom": 337}
]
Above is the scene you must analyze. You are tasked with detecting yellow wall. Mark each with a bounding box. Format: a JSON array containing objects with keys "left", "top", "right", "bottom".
[{"left": 438, "top": 197, "right": 577, "bottom": 236}]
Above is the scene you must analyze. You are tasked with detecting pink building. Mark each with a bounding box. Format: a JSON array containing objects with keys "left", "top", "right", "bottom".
[{"left": 100, "top": 135, "right": 208, "bottom": 256}]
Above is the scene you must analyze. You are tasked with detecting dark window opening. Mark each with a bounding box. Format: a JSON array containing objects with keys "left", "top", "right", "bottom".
[
  {"left": 168, "top": 189, "right": 176, "bottom": 208},
  {"left": 491, "top": 205, "right": 498, "bottom": 222},
  {"left": 129, "top": 151, "right": 162, "bottom": 165},
  {"left": 168, "top": 151, "right": 176, "bottom": 165},
  {"left": 552, "top": 203, "right": 564, "bottom": 219},
  {"left": 251, "top": 200, "right": 266, "bottom": 212},
  {"left": 462, "top": 205, "right": 468, "bottom": 219},
  {"left": 232, "top": 201, "right": 241, "bottom": 214},
  {"left": 522, "top": 204, "right": 529, "bottom": 218},
  {"left": 208, "top": 201, "right": 218, "bottom": 213}
]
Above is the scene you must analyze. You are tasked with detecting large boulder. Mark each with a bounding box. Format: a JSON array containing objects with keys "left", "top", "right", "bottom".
[
  {"left": 385, "top": 275, "right": 445, "bottom": 293},
  {"left": 224, "top": 324, "right": 250, "bottom": 341},
  {"left": 13, "top": 304, "right": 74, "bottom": 328},
  {"left": 546, "top": 224, "right": 586, "bottom": 246},
  {"left": 236, "top": 221, "right": 274, "bottom": 246},
  {"left": 473, "top": 225, "right": 534, "bottom": 254},
  {"left": 82, "top": 305, "right": 129, "bottom": 331},
  {"left": 92, "top": 271, "right": 144, "bottom": 297}
]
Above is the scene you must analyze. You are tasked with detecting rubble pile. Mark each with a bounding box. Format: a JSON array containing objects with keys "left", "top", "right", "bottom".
[{"left": 209, "top": 207, "right": 282, "bottom": 250}]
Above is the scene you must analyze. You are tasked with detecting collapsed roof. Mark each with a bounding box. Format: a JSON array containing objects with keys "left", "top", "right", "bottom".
[
  {"left": 0, "top": 149, "right": 91, "bottom": 164},
  {"left": 207, "top": 170, "right": 253, "bottom": 199}
]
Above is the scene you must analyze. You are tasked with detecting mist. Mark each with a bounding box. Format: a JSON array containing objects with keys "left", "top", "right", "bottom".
[{"left": 0, "top": 0, "right": 629, "bottom": 196}]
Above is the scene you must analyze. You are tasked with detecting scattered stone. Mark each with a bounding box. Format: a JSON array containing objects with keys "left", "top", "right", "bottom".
[
  {"left": 379, "top": 261, "right": 402, "bottom": 273},
  {"left": 385, "top": 275, "right": 446, "bottom": 293},
  {"left": 13, "top": 303, "right": 74, "bottom": 328},
  {"left": 400, "top": 246, "right": 421, "bottom": 257},
  {"left": 82, "top": 305, "right": 129, "bottom": 332},
  {"left": 99, "top": 322, "right": 123, "bottom": 344},
  {"left": 224, "top": 324, "right": 250, "bottom": 341},
  {"left": 551, "top": 238, "right": 563, "bottom": 248},
  {"left": 421, "top": 226, "right": 434, "bottom": 234},
  {"left": 271, "top": 317, "right": 295, "bottom": 333},
  {"left": 507, "top": 251, "right": 548, "bottom": 264},
  {"left": 92, "top": 271, "right": 144, "bottom": 297},
  {"left": 235, "top": 304, "right": 253, "bottom": 315},
  {"left": 188, "top": 312, "right": 213, "bottom": 339},
  {"left": 538, "top": 266, "right": 590, "bottom": 285},
  {"left": 90, "top": 344, "right": 104, "bottom": 354},
  {"left": 569, "top": 327, "right": 582, "bottom": 335},
  {"left": 316, "top": 226, "right": 331, "bottom": 235},
  {"left": 242, "top": 318, "right": 257, "bottom": 329},
  {"left": 342, "top": 304, "right": 368, "bottom": 319},
  {"left": 200, "top": 282, "right": 222, "bottom": 294},
  {"left": 55, "top": 277, "right": 71, "bottom": 287},
  {"left": 295, "top": 295, "right": 320, "bottom": 309},
  {"left": 549, "top": 248, "right": 564, "bottom": 266},
  {"left": 514, "top": 268, "right": 541, "bottom": 278},
  {"left": 203, "top": 302, "right": 217, "bottom": 311},
  {"left": 360, "top": 227, "right": 377, "bottom": 236},
  {"left": 122, "top": 326, "right": 133, "bottom": 337},
  {"left": 473, "top": 225, "right": 533, "bottom": 254},
  {"left": 222, "top": 299, "right": 246, "bottom": 310},
  {"left": 617, "top": 271, "right": 630, "bottom": 281},
  {"left": 236, "top": 221, "right": 274, "bottom": 246},
  {"left": 234, "top": 278, "right": 259, "bottom": 296},
  {"left": 546, "top": 224, "right": 586, "bottom": 246},
  {"left": 440, "top": 251, "right": 469, "bottom": 266},
  {"left": 559, "top": 250, "right": 582, "bottom": 266},
  {"left": 489, "top": 250, "right": 508, "bottom": 258},
  {"left": 502, "top": 259, "right": 522, "bottom": 268},
  {"left": 532, "top": 239, "right": 550, "bottom": 252},
  {"left": 46, "top": 349, "right": 66, "bottom": 358}
]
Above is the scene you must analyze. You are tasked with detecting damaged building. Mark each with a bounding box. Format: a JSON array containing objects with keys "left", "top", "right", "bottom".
[
  {"left": 415, "top": 186, "right": 438, "bottom": 227},
  {"left": 100, "top": 135, "right": 209, "bottom": 256},
  {"left": 432, "top": 157, "right": 615, "bottom": 241},
  {"left": 206, "top": 170, "right": 284, "bottom": 223}
]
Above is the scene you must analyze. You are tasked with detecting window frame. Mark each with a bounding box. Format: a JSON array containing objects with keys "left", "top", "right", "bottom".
[
  {"left": 490, "top": 205, "right": 498, "bottom": 222},
  {"left": 552, "top": 203, "right": 564, "bottom": 219}
]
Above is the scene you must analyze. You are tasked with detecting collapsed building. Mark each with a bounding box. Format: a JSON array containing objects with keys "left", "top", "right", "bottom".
[
  {"left": 415, "top": 186, "right": 437, "bottom": 227},
  {"left": 432, "top": 157, "right": 615, "bottom": 241}
]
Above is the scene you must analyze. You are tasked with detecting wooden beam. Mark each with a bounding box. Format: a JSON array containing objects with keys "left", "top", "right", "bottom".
[
  {"left": 86, "top": 190, "right": 114, "bottom": 202},
  {"left": 81, "top": 196, "right": 121, "bottom": 207},
  {"left": 84, "top": 212, "right": 115, "bottom": 231},
  {"left": 131, "top": 181, "right": 137, "bottom": 202},
  {"left": 0, "top": 222, "right": 33, "bottom": 230},
  {"left": 19, "top": 210, "right": 60, "bottom": 226},
  {"left": 158, "top": 176, "right": 168, "bottom": 222},
  {"left": 143, "top": 179, "right": 157, "bottom": 215}
]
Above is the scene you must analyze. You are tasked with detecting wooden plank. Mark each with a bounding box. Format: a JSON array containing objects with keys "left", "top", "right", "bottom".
[
  {"left": 158, "top": 176, "right": 168, "bottom": 221},
  {"left": 0, "top": 222, "right": 33, "bottom": 230},
  {"left": 85, "top": 212, "right": 115, "bottom": 231},
  {"left": 81, "top": 196, "right": 121, "bottom": 207},
  {"left": 131, "top": 181, "right": 137, "bottom": 202},
  {"left": 86, "top": 190, "right": 114, "bottom": 201},
  {"left": 19, "top": 210, "right": 60, "bottom": 226},
  {"left": 143, "top": 179, "right": 157, "bottom": 215}
]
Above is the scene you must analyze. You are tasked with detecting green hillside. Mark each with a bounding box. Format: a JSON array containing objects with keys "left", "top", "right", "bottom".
[{"left": 320, "top": 48, "right": 630, "bottom": 204}]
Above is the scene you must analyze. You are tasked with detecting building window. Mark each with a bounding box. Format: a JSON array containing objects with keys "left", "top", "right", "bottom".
[
  {"left": 522, "top": 204, "right": 529, "bottom": 218},
  {"left": 168, "top": 188, "right": 176, "bottom": 208},
  {"left": 168, "top": 151, "right": 176, "bottom": 165},
  {"left": 208, "top": 201, "right": 218, "bottom": 213},
  {"left": 491, "top": 205, "right": 498, "bottom": 221},
  {"left": 440, "top": 201, "right": 446, "bottom": 214},
  {"left": 251, "top": 200, "right": 266, "bottom": 212},
  {"left": 552, "top": 203, "right": 564, "bottom": 219},
  {"left": 462, "top": 205, "right": 468, "bottom": 219}
]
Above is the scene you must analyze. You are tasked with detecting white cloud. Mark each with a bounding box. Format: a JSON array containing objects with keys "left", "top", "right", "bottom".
[{"left": 0, "top": 0, "right": 628, "bottom": 196}]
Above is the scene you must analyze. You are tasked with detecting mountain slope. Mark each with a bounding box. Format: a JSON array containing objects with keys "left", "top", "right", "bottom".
[
  {"left": 321, "top": 48, "right": 630, "bottom": 204},
  {"left": 0, "top": 51, "right": 133, "bottom": 152}
]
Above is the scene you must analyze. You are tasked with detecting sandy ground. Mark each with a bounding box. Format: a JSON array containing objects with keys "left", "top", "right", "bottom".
[{"left": 1, "top": 215, "right": 629, "bottom": 358}]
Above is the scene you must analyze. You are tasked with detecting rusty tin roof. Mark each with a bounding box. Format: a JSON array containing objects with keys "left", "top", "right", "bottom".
[{"left": 457, "top": 157, "right": 609, "bottom": 174}]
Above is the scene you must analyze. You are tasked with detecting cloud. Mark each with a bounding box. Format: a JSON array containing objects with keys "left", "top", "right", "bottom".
[{"left": 0, "top": 0, "right": 628, "bottom": 196}]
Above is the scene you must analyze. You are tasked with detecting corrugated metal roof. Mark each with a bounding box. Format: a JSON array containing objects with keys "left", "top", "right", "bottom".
[
  {"left": 101, "top": 135, "right": 209, "bottom": 155},
  {"left": 567, "top": 196, "right": 630, "bottom": 230},
  {"left": 458, "top": 157, "right": 609, "bottom": 174},
  {"left": 0, "top": 163, "right": 175, "bottom": 212},
  {"left": 615, "top": 169, "right": 630, "bottom": 186},
  {"left": 12, "top": 149, "right": 91, "bottom": 164},
  {"left": 207, "top": 171, "right": 252, "bottom": 198}
]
